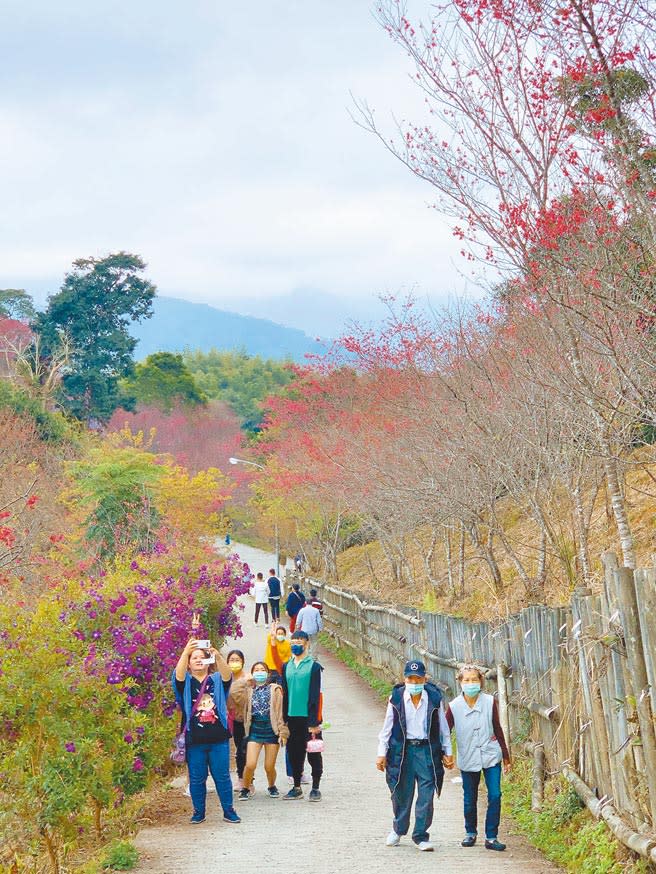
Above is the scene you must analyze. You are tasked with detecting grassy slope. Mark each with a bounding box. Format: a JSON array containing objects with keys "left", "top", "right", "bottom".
[{"left": 335, "top": 453, "right": 656, "bottom": 620}]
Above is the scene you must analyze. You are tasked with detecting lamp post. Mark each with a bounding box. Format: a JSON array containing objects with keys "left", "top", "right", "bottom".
[{"left": 228, "top": 457, "right": 280, "bottom": 577}]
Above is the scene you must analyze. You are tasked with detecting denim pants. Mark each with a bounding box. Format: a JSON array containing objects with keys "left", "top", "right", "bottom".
[
  {"left": 392, "top": 744, "right": 435, "bottom": 844},
  {"left": 461, "top": 762, "right": 502, "bottom": 840},
  {"left": 186, "top": 741, "right": 234, "bottom": 815}
]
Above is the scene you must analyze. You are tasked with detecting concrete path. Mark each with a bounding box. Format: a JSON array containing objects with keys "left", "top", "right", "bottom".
[{"left": 134, "top": 544, "right": 558, "bottom": 873}]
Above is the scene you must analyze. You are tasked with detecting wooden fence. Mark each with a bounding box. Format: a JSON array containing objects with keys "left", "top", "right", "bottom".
[{"left": 291, "top": 551, "right": 656, "bottom": 863}]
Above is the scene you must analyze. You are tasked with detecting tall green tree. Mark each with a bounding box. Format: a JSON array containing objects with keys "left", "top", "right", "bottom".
[
  {"left": 0, "top": 288, "right": 36, "bottom": 321},
  {"left": 34, "top": 253, "right": 156, "bottom": 423},
  {"left": 121, "top": 352, "right": 207, "bottom": 412}
]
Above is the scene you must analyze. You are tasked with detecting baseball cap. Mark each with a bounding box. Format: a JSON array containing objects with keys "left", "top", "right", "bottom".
[{"left": 403, "top": 660, "right": 426, "bottom": 677}]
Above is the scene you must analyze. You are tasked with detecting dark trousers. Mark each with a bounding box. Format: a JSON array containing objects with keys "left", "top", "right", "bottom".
[
  {"left": 255, "top": 602, "right": 269, "bottom": 624},
  {"left": 269, "top": 597, "right": 281, "bottom": 620},
  {"left": 232, "top": 719, "right": 246, "bottom": 778},
  {"left": 392, "top": 744, "right": 435, "bottom": 844},
  {"left": 186, "top": 741, "right": 233, "bottom": 816},
  {"left": 287, "top": 716, "right": 322, "bottom": 789},
  {"left": 461, "top": 763, "right": 502, "bottom": 840}
]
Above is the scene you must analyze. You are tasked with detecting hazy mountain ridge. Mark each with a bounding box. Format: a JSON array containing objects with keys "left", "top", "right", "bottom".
[{"left": 130, "top": 295, "right": 328, "bottom": 361}]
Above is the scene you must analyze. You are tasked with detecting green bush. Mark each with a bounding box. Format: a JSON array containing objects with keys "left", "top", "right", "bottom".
[{"left": 101, "top": 840, "right": 139, "bottom": 870}]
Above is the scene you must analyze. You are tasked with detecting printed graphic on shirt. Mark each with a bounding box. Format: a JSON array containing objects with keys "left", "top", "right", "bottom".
[{"left": 196, "top": 692, "right": 218, "bottom": 724}]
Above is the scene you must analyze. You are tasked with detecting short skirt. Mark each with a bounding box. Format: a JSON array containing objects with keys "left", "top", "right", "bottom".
[{"left": 248, "top": 713, "right": 278, "bottom": 745}]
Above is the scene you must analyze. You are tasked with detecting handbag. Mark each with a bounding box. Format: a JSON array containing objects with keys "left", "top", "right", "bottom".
[
  {"left": 170, "top": 675, "right": 210, "bottom": 765},
  {"left": 306, "top": 737, "right": 324, "bottom": 754}
]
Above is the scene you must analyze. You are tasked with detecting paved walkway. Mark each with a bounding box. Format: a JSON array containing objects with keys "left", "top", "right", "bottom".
[{"left": 134, "top": 544, "right": 558, "bottom": 873}]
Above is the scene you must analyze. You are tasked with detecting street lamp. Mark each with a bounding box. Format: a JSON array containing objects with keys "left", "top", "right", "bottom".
[{"left": 228, "top": 457, "right": 280, "bottom": 577}]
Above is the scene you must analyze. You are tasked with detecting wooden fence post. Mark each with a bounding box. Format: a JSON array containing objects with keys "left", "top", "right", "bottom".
[
  {"left": 496, "top": 663, "right": 511, "bottom": 754},
  {"left": 616, "top": 566, "right": 656, "bottom": 828}
]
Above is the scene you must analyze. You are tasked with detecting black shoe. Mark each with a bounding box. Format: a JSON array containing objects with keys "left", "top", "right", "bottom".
[
  {"left": 461, "top": 835, "right": 477, "bottom": 847},
  {"left": 485, "top": 839, "right": 506, "bottom": 851},
  {"left": 267, "top": 786, "right": 280, "bottom": 798},
  {"left": 283, "top": 787, "right": 303, "bottom": 800},
  {"left": 190, "top": 812, "right": 205, "bottom": 824},
  {"left": 237, "top": 788, "right": 253, "bottom": 800},
  {"left": 308, "top": 788, "right": 322, "bottom": 802}
]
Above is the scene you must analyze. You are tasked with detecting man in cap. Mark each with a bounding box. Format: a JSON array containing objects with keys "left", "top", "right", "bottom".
[{"left": 376, "top": 660, "right": 454, "bottom": 851}]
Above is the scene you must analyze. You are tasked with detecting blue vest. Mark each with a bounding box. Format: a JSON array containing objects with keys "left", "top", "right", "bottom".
[
  {"left": 171, "top": 670, "right": 231, "bottom": 735},
  {"left": 385, "top": 682, "right": 445, "bottom": 797}
]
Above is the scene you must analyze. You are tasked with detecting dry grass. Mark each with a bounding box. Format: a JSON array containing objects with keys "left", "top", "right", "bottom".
[{"left": 335, "top": 453, "right": 656, "bottom": 620}]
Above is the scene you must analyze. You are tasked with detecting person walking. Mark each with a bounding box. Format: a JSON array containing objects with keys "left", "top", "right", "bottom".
[
  {"left": 281, "top": 630, "right": 324, "bottom": 802},
  {"left": 252, "top": 572, "right": 270, "bottom": 625},
  {"left": 445, "top": 664, "right": 511, "bottom": 852},
  {"left": 238, "top": 662, "right": 289, "bottom": 801},
  {"left": 173, "top": 639, "right": 241, "bottom": 825},
  {"left": 376, "top": 660, "right": 453, "bottom": 851},
  {"left": 308, "top": 587, "right": 323, "bottom": 614},
  {"left": 295, "top": 598, "right": 323, "bottom": 660},
  {"left": 267, "top": 568, "right": 282, "bottom": 621},
  {"left": 226, "top": 649, "right": 249, "bottom": 790},
  {"left": 285, "top": 582, "right": 305, "bottom": 633}
]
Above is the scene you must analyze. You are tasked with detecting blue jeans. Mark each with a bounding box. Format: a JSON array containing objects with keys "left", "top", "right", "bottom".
[
  {"left": 186, "top": 741, "right": 234, "bottom": 816},
  {"left": 461, "top": 762, "right": 502, "bottom": 840},
  {"left": 392, "top": 744, "right": 435, "bottom": 844}
]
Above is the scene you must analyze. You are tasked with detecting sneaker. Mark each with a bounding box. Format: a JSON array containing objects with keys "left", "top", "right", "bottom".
[
  {"left": 237, "top": 788, "right": 253, "bottom": 801},
  {"left": 308, "top": 788, "right": 321, "bottom": 802},
  {"left": 461, "top": 835, "right": 477, "bottom": 847},
  {"left": 415, "top": 841, "right": 434, "bottom": 852},
  {"left": 485, "top": 839, "right": 506, "bottom": 852},
  {"left": 300, "top": 773, "right": 310, "bottom": 784},
  {"left": 287, "top": 776, "right": 294, "bottom": 785},
  {"left": 190, "top": 812, "right": 205, "bottom": 824},
  {"left": 267, "top": 786, "right": 280, "bottom": 798},
  {"left": 385, "top": 831, "right": 400, "bottom": 847},
  {"left": 283, "top": 787, "right": 303, "bottom": 800},
  {"left": 223, "top": 808, "right": 241, "bottom": 823}
]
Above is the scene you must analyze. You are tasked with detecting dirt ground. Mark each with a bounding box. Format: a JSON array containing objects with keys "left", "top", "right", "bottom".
[{"left": 134, "top": 543, "right": 559, "bottom": 873}]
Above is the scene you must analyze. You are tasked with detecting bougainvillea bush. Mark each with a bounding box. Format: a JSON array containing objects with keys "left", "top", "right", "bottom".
[{"left": 0, "top": 533, "right": 250, "bottom": 871}]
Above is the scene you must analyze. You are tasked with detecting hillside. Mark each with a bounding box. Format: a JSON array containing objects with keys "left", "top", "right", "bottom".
[
  {"left": 129, "top": 296, "right": 327, "bottom": 361},
  {"left": 334, "top": 452, "right": 656, "bottom": 620}
]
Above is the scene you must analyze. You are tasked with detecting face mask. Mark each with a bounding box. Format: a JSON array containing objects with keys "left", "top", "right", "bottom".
[
  {"left": 229, "top": 663, "right": 243, "bottom": 674},
  {"left": 276, "top": 634, "right": 286, "bottom": 642},
  {"left": 291, "top": 643, "right": 304, "bottom": 656},
  {"left": 252, "top": 671, "right": 268, "bottom": 684},
  {"left": 462, "top": 683, "right": 481, "bottom": 697},
  {"left": 406, "top": 682, "right": 424, "bottom": 696}
]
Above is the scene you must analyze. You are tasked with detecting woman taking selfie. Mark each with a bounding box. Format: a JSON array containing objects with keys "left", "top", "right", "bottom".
[{"left": 173, "top": 638, "right": 241, "bottom": 824}]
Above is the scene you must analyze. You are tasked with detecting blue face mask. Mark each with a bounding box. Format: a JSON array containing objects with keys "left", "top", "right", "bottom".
[
  {"left": 462, "top": 683, "right": 481, "bottom": 697},
  {"left": 406, "top": 682, "right": 424, "bottom": 696},
  {"left": 291, "top": 643, "right": 305, "bottom": 656},
  {"left": 252, "top": 671, "right": 268, "bottom": 684}
]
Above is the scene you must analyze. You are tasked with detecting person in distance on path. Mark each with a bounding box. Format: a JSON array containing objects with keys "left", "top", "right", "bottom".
[
  {"left": 376, "top": 660, "right": 453, "bottom": 852},
  {"left": 285, "top": 581, "right": 306, "bottom": 633},
  {"left": 295, "top": 597, "right": 323, "bottom": 660},
  {"left": 281, "top": 630, "right": 324, "bottom": 802},
  {"left": 252, "top": 572, "right": 270, "bottom": 624},
  {"left": 445, "top": 664, "right": 511, "bottom": 852},
  {"left": 267, "top": 568, "right": 282, "bottom": 621}
]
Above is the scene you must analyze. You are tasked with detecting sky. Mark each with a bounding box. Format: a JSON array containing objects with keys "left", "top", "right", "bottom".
[{"left": 0, "top": 0, "right": 482, "bottom": 336}]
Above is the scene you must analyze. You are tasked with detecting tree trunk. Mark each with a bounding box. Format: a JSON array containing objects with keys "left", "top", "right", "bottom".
[{"left": 458, "top": 522, "right": 466, "bottom": 596}]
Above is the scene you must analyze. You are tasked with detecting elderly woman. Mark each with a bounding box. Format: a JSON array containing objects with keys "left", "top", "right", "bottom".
[
  {"left": 173, "top": 638, "right": 241, "bottom": 825},
  {"left": 445, "top": 664, "right": 511, "bottom": 851}
]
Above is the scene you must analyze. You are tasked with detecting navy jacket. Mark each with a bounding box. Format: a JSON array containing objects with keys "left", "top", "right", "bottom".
[
  {"left": 285, "top": 589, "right": 306, "bottom": 618},
  {"left": 385, "top": 682, "right": 445, "bottom": 797},
  {"left": 267, "top": 575, "right": 282, "bottom": 597}
]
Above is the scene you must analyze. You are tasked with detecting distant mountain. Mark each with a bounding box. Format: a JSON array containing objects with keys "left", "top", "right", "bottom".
[{"left": 130, "top": 296, "right": 327, "bottom": 362}]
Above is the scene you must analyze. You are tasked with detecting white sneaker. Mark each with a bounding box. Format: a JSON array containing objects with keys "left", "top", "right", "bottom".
[
  {"left": 288, "top": 776, "right": 294, "bottom": 785},
  {"left": 415, "top": 841, "right": 434, "bottom": 852},
  {"left": 300, "top": 773, "right": 310, "bottom": 785},
  {"left": 386, "top": 831, "right": 400, "bottom": 847}
]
